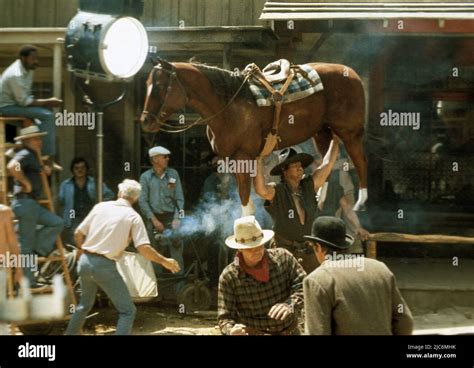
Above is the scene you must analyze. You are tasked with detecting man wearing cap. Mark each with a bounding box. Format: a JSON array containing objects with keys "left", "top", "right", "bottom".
[
  {"left": 303, "top": 216, "right": 413, "bottom": 335},
  {"left": 139, "top": 146, "right": 185, "bottom": 279},
  {"left": 7, "top": 126, "right": 63, "bottom": 287},
  {"left": 0, "top": 45, "right": 62, "bottom": 158},
  {"left": 218, "top": 216, "right": 306, "bottom": 335},
  {"left": 254, "top": 135, "right": 340, "bottom": 273}
]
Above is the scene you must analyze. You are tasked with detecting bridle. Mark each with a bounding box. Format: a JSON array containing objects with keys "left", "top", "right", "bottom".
[
  {"left": 142, "top": 61, "right": 198, "bottom": 133},
  {"left": 142, "top": 58, "right": 251, "bottom": 134}
]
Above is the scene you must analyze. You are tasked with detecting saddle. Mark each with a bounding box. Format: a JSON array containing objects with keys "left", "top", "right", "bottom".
[
  {"left": 261, "top": 59, "right": 292, "bottom": 83},
  {"left": 243, "top": 59, "right": 319, "bottom": 157}
]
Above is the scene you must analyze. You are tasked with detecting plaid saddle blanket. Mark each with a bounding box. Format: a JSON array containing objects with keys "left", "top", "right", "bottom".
[{"left": 247, "top": 64, "right": 324, "bottom": 107}]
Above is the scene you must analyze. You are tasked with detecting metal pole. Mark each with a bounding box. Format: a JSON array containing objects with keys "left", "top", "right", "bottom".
[{"left": 97, "top": 111, "right": 104, "bottom": 202}]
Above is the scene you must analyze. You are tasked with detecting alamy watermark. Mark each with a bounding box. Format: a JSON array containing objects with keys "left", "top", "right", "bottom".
[
  {"left": 217, "top": 158, "right": 257, "bottom": 178},
  {"left": 0, "top": 252, "right": 38, "bottom": 271},
  {"left": 324, "top": 252, "right": 365, "bottom": 272},
  {"left": 380, "top": 109, "right": 420, "bottom": 130},
  {"left": 55, "top": 110, "right": 95, "bottom": 130}
]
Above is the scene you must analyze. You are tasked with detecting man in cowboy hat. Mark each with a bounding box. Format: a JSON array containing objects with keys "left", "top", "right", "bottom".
[
  {"left": 254, "top": 134, "right": 340, "bottom": 273},
  {"left": 7, "top": 126, "right": 63, "bottom": 287},
  {"left": 218, "top": 216, "right": 306, "bottom": 335},
  {"left": 303, "top": 216, "right": 413, "bottom": 335}
]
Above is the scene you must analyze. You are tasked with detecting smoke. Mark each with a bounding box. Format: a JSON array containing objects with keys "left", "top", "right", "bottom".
[{"left": 177, "top": 196, "right": 242, "bottom": 239}]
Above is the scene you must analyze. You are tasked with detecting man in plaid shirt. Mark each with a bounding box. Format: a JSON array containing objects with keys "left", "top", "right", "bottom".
[{"left": 218, "top": 216, "right": 306, "bottom": 335}]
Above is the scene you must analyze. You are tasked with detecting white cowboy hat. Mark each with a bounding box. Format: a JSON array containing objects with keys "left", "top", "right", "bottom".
[
  {"left": 14, "top": 125, "right": 47, "bottom": 141},
  {"left": 149, "top": 146, "right": 171, "bottom": 157},
  {"left": 225, "top": 216, "right": 274, "bottom": 249}
]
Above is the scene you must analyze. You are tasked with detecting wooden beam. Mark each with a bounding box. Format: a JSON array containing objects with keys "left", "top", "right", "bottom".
[
  {"left": 368, "top": 233, "right": 474, "bottom": 244},
  {"left": 0, "top": 28, "right": 66, "bottom": 44},
  {"left": 366, "top": 240, "right": 377, "bottom": 259},
  {"left": 146, "top": 26, "right": 278, "bottom": 47}
]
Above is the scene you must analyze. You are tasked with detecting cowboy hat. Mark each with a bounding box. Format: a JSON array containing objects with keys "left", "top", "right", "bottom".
[
  {"left": 270, "top": 147, "right": 313, "bottom": 176},
  {"left": 225, "top": 216, "right": 274, "bottom": 249},
  {"left": 304, "top": 216, "right": 354, "bottom": 250},
  {"left": 14, "top": 125, "right": 47, "bottom": 141}
]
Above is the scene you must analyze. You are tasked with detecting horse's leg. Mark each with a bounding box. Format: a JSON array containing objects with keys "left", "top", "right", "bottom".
[
  {"left": 234, "top": 172, "right": 255, "bottom": 216},
  {"left": 338, "top": 129, "right": 368, "bottom": 211},
  {"left": 313, "top": 125, "right": 332, "bottom": 157}
]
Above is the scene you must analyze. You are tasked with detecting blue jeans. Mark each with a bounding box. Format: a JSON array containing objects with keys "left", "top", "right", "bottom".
[
  {"left": 65, "top": 254, "right": 136, "bottom": 335},
  {"left": 0, "top": 105, "right": 56, "bottom": 156},
  {"left": 11, "top": 199, "right": 63, "bottom": 285}
]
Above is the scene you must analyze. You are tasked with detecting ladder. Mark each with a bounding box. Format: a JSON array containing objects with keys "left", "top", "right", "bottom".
[{"left": 0, "top": 116, "right": 76, "bottom": 333}]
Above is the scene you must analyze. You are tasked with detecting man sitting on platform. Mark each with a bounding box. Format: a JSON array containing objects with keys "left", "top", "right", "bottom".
[{"left": 0, "top": 45, "right": 62, "bottom": 160}]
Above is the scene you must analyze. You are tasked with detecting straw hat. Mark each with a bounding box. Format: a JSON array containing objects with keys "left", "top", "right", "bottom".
[
  {"left": 14, "top": 125, "right": 47, "bottom": 141},
  {"left": 225, "top": 216, "right": 274, "bottom": 249}
]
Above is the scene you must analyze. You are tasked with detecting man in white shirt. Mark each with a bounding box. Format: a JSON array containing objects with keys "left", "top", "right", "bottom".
[
  {"left": 65, "top": 179, "right": 180, "bottom": 335},
  {"left": 0, "top": 45, "right": 62, "bottom": 157}
]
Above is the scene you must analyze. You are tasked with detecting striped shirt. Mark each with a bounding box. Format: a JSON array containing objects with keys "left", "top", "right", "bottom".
[{"left": 218, "top": 247, "right": 306, "bottom": 335}]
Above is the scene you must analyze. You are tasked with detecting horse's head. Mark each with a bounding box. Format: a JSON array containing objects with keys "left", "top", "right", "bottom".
[{"left": 140, "top": 59, "right": 188, "bottom": 133}]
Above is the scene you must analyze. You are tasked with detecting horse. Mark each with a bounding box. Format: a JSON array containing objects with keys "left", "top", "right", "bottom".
[{"left": 140, "top": 59, "right": 368, "bottom": 215}]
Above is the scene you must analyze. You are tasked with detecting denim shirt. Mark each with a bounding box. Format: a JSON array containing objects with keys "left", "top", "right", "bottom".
[
  {"left": 59, "top": 176, "right": 114, "bottom": 228},
  {"left": 139, "top": 167, "right": 184, "bottom": 220}
]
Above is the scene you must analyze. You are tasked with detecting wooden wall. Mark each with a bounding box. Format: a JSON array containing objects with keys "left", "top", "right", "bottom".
[{"left": 0, "top": 0, "right": 267, "bottom": 27}]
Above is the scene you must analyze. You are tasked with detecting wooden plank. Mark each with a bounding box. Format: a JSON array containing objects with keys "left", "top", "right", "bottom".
[
  {"left": 35, "top": 0, "right": 57, "bottom": 27},
  {"left": 196, "top": 0, "right": 206, "bottom": 26},
  {"left": 366, "top": 240, "right": 377, "bottom": 259},
  {"left": 229, "top": 0, "right": 253, "bottom": 26},
  {"left": 12, "top": 0, "right": 35, "bottom": 27},
  {"left": 369, "top": 233, "right": 474, "bottom": 244},
  {"left": 253, "top": 0, "right": 267, "bottom": 25},
  {"left": 154, "top": 0, "right": 173, "bottom": 26},
  {"left": 0, "top": 0, "right": 14, "bottom": 27},
  {"left": 203, "top": 0, "right": 222, "bottom": 26},
  {"left": 178, "top": 0, "right": 198, "bottom": 27},
  {"left": 141, "top": 0, "right": 155, "bottom": 27},
  {"left": 170, "top": 0, "right": 180, "bottom": 26},
  {"left": 55, "top": 0, "right": 79, "bottom": 27},
  {"left": 0, "top": 29, "right": 66, "bottom": 45},
  {"left": 221, "top": 0, "right": 230, "bottom": 26}
]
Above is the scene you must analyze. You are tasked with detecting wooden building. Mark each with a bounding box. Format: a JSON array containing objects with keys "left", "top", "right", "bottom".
[{"left": 1, "top": 0, "right": 473, "bottom": 234}]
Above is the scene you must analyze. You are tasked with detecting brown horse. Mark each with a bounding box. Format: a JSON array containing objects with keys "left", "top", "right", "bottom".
[{"left": 140, "top": 59, "right": 368, "bottom": 214}]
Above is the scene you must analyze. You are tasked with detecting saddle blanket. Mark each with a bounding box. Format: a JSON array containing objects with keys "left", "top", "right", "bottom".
[{"left": 248, "top": 64, "right": 324, "bottom": 107}]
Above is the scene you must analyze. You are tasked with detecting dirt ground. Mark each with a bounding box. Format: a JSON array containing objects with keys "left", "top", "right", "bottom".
[
  {"left": 87, "top": 304, "right": 220, "bottom": 335},
  {"left": 40, "top": 302, "right": 221, "bottom": 336}
]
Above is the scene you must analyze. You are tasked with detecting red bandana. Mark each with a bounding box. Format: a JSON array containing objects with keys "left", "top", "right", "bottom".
[{"left": 237, "top": 251, "right": 270, "bottom": 283}]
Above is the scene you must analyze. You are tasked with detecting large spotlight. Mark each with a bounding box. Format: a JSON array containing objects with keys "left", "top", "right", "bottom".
[{"left": 65, "top": 11, "right": 149, "bottom": 81}]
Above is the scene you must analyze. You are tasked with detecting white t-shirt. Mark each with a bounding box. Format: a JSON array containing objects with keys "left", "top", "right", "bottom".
[{"left": 77, "top": 198, "right": 150, "bottom": 261}]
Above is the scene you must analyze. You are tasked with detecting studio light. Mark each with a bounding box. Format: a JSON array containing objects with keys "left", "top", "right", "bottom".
[{"left": 65, "top": 11, "right": 149, "bottom": 81}]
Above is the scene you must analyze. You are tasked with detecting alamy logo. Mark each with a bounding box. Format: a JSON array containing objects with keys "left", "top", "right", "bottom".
[
  {"left": 380, "top": 109, "right": 420, "bottom": 130},
  {"left": 324, "top": 252, "right": 365, "bottom": 272},
  {"left": 217, "top": 158, "right": 257, "bottom": 178},
  {"left": 55, "top": 110, "right": 95, "bottom": 130},
  {"left": 18, "top": 343, "right": 56, "bottom": 361}
]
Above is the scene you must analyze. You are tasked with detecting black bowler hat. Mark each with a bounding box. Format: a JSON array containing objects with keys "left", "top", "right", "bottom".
[
  {"left": 270, "top": 147, "right": 313, "bottom": 176},
  {"left": 304, "top": 216, "right": 354, "bottom": 250}
]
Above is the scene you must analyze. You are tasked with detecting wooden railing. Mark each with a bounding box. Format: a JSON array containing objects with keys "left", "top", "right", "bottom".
[{"left": 366, "top": 233, "right": 474, "bottom": 259}]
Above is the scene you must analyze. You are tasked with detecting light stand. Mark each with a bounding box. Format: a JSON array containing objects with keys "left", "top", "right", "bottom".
[{"left": 77, "top": 79, "right": 127, "bottom": 202}]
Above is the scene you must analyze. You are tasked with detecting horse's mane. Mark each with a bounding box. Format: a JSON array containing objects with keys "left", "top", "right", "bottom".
[{"left": 191, "top": 62, "right": 253, "bottom": 102}]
